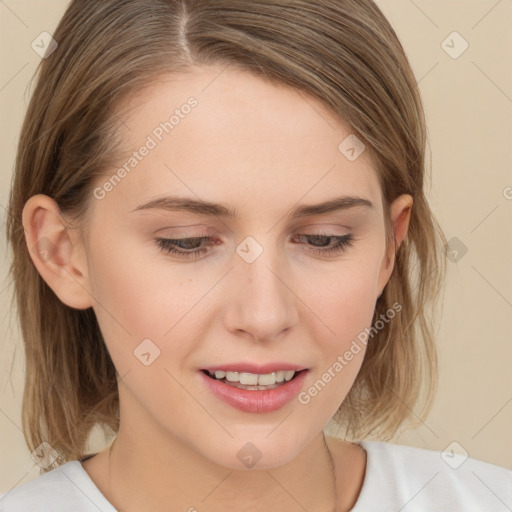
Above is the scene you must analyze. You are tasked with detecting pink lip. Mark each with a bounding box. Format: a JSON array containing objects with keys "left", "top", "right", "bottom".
[
  {"left": 199, "top": 369, "right": 309, "bottom": 413},
  {"left": 202, "top": 362, "right": 307, "bottom": 374}
]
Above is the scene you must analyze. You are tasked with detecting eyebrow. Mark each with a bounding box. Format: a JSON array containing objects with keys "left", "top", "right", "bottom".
[{"left": 130, "top": 195, "right": 374, "bottom": 218}]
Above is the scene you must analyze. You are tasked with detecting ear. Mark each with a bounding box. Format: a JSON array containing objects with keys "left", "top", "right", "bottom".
[
  {"left": 376, "top": 194, "right": 413, "bottom": 299},
  {"left": 21, "top": 194, "right": 95, "bottom": 309}
]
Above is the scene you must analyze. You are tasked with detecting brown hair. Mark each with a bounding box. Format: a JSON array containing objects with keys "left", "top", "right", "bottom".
[{"left": 5, "top": 0, "right": 447, "bottom": 471}]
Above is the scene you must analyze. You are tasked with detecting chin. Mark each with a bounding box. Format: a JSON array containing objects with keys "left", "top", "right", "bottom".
[{"left": 197, "top": 432, "right": 306, "bottom": 471}]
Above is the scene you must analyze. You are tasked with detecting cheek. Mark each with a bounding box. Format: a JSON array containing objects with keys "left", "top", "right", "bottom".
[
  {"left": 86, "top": 235, "right": 197, "bottom": 371},
  {"left": 305, "top": 259, "right": 381, "bottom": 346},
  {"left": 296, "top": 267, "right": 379, "bottom": 417}
]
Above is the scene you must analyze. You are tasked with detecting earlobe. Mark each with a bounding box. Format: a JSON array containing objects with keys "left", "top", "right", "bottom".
[
  {"left": 376, "top": 194, "right": 413, "bottom": 299},
  {"left": 21, "top": 194, "right": 94, "bottom": 310}
]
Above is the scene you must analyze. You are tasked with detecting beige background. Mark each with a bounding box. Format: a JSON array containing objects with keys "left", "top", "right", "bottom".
[{"left": 1, "top": 0, "right": 511, "bottom": 492}]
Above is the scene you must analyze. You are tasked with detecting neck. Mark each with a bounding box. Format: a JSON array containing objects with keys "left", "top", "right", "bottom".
[{"left": 107, "top": 427, "right": 338, "bottom": 512}]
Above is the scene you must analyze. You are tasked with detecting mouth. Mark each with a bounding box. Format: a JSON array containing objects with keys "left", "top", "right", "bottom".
[
  {"left": 199, "top": 366, "right": 309, "bottom": 413},
  {"left": 200, "top": 368, "right": 305, "bottom": 391}
]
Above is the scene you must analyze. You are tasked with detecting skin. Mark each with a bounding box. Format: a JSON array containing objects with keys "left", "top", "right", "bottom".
[{"left": 22, "top": 65, "right": 412, "bottom": 512}]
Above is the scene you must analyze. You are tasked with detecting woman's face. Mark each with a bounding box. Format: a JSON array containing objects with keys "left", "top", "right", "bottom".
[{"left": 68, "top": 65, "right": 410, "bottom": 468}]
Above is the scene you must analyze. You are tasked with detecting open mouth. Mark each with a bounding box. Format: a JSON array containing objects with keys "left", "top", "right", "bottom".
[{"left": 200, "top": 369, "right": 305, "bottom": 391}]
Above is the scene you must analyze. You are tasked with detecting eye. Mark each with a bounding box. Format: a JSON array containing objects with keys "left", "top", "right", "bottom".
[
  {"left": 289, "top": 233, "right": 355, "bottom": 256},
  {"left": 155, "top": 236, "right": 217, "bottom": 260},
  {"left": 155, "top": 233, "right": 355, "bottom": 260}
]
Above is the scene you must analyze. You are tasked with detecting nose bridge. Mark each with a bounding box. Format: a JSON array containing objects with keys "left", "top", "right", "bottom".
[{"left": 227, "top": 234, "right": 298, "bottom": 340}]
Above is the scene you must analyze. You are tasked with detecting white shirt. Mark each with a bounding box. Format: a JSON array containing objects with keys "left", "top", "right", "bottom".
[{"left": 1, "top": 440, "right": 511, "bottom": 511}]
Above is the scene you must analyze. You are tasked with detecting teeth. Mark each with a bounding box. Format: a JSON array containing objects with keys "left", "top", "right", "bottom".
[
  {"left": 209, "top": 370, "right": 298, "bottom": 386},
  {"left": 258, "top": 372, "right": 276, "bottom": 385},
  {"left": 240, "top": 373, "right": 259, "bottom": 385},
  {"left": 225, "top": 371, "right": 239, "bottom": 382},
  {"left": 284, "top": 370, "right": 295, "bottom": 381}
]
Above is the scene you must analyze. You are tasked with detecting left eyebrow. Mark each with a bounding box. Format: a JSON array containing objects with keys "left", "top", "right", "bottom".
[{"left": 130, "top": 194, "right": 374, "bottom": 218}]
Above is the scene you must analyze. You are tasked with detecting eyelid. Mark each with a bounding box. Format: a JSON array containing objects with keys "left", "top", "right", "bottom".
[
  {"left": 296, "top": 222, "right": 353, "bottom": 231},
  {"left": 156, "top": 223, "right": 352, "bottom": 236},
  {"left": 155, "top": 226, "right": 215, "bottom": 239}
]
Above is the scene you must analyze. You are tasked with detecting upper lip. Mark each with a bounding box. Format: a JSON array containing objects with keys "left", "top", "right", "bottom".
[{"left": 201, "top": 362, "right": 308, "bottom": 374}]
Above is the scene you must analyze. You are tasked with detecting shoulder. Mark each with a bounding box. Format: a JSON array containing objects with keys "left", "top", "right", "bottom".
[
  {"left": 356, "top": 440, "right": 512, "bottom": 512},
  {"left": 0, "top": 460, "right": 116, "bottom": 512}
]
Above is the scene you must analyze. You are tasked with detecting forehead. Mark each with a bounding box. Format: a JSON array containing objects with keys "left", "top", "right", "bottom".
[{"left": 97, "top": 65, "right": 382, "bottom": 218}]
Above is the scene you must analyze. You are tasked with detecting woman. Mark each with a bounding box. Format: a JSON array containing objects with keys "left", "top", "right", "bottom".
[{"left": 2, "top": 0, "right": 511, "bottom": 511}]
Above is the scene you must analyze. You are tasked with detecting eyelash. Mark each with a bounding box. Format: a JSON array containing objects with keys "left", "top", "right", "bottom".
[{"left": 155, "top": 233, "right": 355, "bottom": 259}]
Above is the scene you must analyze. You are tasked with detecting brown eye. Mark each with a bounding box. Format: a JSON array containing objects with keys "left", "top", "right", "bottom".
[
  {"left": 155, "top": 236, "right": 215, "bottom": 259},
  {"left": 290, "top": 233, "right": 355, "bottom": 255}
]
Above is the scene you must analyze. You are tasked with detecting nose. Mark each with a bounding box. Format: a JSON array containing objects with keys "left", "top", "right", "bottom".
[{"left": 223, "top": 246, "right": 299, "bottom": 342}]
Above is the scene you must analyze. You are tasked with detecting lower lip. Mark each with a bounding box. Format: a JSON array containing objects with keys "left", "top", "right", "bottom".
[{"left": 199, "top": 370, "right": 309, "bottom": 413}]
